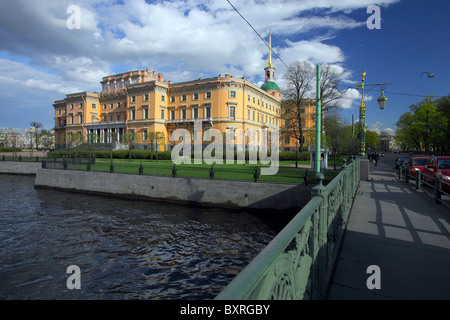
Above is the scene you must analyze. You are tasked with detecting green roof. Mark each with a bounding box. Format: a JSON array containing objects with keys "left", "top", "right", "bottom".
[{"left": 261, "top": 81, "right": 280, "bottom": 92}]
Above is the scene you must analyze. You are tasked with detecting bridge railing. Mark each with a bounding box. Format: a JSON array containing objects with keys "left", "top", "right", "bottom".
[{"left": 215, "top": 157, "right": 360, "bottom": 300}]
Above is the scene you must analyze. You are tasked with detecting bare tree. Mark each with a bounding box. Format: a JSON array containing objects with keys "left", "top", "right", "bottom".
[
  {"left": 281, "top": 61, "right": 345, "bottom": 151},
  {"left": 281, "top": 61, "right": 315, "bottom": 151},
  {"left": 29, "top": 121, "right": 43, "bottom": 156}
]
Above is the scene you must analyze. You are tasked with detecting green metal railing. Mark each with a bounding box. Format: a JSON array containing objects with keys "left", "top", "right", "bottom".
[{"left": 215, "top": 157, "right": 360, "bottom": 300}]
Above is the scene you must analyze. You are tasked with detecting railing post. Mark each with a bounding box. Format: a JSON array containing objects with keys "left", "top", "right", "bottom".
[
  {"left": 210, "top": 165, "right": 214, "bottom": 180},
  {"left": 434, "top": 176, "right": 441, "bottom": 203},
  {"left": 63, "top": 160, "right": 67, "bottom": 170},
  {"left": 310, "top": 173, "right": 328, "bottom": 298},
  {"left": 41, "top": 160, "right": 46, "bottom": 169},
  {"left": 253, "top": 167, "right": 259, "bottom": 182},
  {"left": 415, "top": 171, "right": 421, "bottom": 190},
  {"left": 139, "top": 163, "right": 143, "bottom": 175},
  {"left": 172, "top": 164, "right": 177, "bottom": 177},
  {"left": 110, "top": 162, "right": 114, "bottom": 173}
]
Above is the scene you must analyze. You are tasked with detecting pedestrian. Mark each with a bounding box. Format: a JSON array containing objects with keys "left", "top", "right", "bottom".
[{"left": 373, "top": 152, "right": 379, "bottom": 166}]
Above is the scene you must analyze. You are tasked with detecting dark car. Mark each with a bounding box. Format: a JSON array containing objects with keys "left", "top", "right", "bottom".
[
  {"left": 395, "top": 156, "right": 409, "bottom": 169},
  {"left": 422, "top": 156, "right": 450, "bottom": 192},
  {"left": 407, "top": 156, "right": 431, "bottom": 177}
]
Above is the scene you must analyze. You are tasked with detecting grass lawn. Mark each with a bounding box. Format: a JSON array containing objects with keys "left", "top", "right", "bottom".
[{"left": 66, "top": 158, "right": 341, "bottom": 184}]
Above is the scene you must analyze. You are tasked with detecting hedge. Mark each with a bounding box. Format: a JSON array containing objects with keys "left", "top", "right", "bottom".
[{"left": 47, "top": 150, "right": 311, "bottom": 161}]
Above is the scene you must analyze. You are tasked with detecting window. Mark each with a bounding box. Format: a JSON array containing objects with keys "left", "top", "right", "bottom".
[
  {"left": 131, "top": 96, "right": 136, "bottom": 103},
  {"left": 248, "top": 94, "right": 251, "bottom": 101},
  {"left": 253, "top": 110, "right": 255, "bottom": 121},
  {"left": 142, "top": 129, "right": 148, "bottom": 142},
  {"left": 161, "top": 95, "right": 165, "bottom": 102},
  {"left": 117, "top": 102, "right": 121, "bottom": 108},
  {"left": 248, "top": 108, "right": 251, "bottom": 120},
  {"left": 205, "top": 106, "right": 211, "bottom": 118},
  {"left": 80, "top": 103, "right": 83, "bottom": 109},
  {"left": 110, "top": 103, "right": 114, "bottom": 109},
  {"left": 92, "top": 104, "right": 96, "bottom": 109},
  {"left": 181, "top": 109, "right": 187, "bottom": 119},
  {"left": 181, "top": 95, "right": 187, "bottom": 102},
  {"left": 143, "top": 94, "right": 149, "bottom": 101},
  {"left": 193, "top": 93, "right": 199, "bottom": 100},
  {"left": 170, "top": 96, "right": 175, "bottom": 103},
  {"left": 109, "top": 114, "right": 114, "bottom": 122},
  {"left": 103, "top": 104, "right": 107, "bottom": 110},
  {"left": 143, "top": 107, "right": 149, "bottom": 120},
  {"left": 130, "top": 109, "right": 136, "bottom": 120},
  {"left": 228, "top": 128, "right": 236, "bottom": 142},
  {"left": 117, "top": 114, "right": 121, "bottom": 122},
  {"left": 78, "top": 114, "right": 83, "bottom": 123},
  {"left": 58, "top": 110, "right": 61, "bottom": 115},
  {"left": 284, "top": 136, "right": 290, "bottom": 144},
  {"left": 229, "top": 105, "right": 236, "bottom": 120},
  {"left": 69, "top": 115, "right": 73, "bottom": 124},
  {"left": 170, "top": 109, "right": 175, "bottom": 120},
  {"left": 70, "top": 104, "right": 74, "bottom": 110},
  {"left": 230, "top": 91, "right": 236, "bottom": 98},
  {"left": 205, "top": 92, "right": 211, "bottom": 99},
  {"left": 193, "top": 108, "right": 198, "bottom": 119},
  {"left": 161, "top": 109, "right": 165, "bottom": 120}
]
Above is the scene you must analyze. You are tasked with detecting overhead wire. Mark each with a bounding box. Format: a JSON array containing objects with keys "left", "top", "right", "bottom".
[{"left": 225, "top": 0, "right": 293, "bottom": 72}]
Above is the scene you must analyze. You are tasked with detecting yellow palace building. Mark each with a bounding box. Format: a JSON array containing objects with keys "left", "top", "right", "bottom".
[{"left": 53, "top": 33, "right": 314, "bottom": 152}]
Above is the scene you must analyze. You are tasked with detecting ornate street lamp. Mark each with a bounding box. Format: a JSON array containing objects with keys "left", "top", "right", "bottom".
[
  {"left": 377, "top": 91, "right": 388, "bottom": 110},
  {"left": 356, "top": 71, "right": 391, "bottom": 156}
]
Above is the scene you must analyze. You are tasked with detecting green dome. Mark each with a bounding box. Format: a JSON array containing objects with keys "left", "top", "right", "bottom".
[{"left": 261, "top": 81, "right": 280, "bottom": 92}]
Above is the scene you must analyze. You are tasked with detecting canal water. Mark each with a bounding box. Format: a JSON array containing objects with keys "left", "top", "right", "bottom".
[{"left": 0, "top": 174, "right": 293, "bottom": 300}]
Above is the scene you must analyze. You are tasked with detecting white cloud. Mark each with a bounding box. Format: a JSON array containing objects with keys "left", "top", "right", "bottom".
[{"left": 0, "top": 0, "right": 401, "bottom": 128}]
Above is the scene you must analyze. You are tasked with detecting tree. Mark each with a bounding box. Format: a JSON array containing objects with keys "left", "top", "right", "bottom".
[
  {"left": 281, "top": 61, "right": 345, "bottom": 151},
  {"left": 365, "top": 130, "right": 380, "bottom": 151},
  {"left": 29, "top": 121, "right": 43, "bottom": 156},
  {"left": 395, "top": 96, "right": 449, "bottom": 153},
  {"left": 323, "top": 111, "right": 346, "bottom": 169},
  {"left": 122, "top": 131, "right": 140, "bottom": 161},
  {"left": 281, "top": 61, "right": 315, "bottom": 151},
  {"left": 148, "top": 131, "right": 165, "bottom": 163}
]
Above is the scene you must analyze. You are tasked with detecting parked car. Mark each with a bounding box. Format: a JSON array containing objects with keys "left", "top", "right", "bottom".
[
  {"left": 395, "top": 156, "right": 409, "bottom": 169},
  {"left": 422, "top": 156, "right": 450, "bottom": 192},
  {"left": 407, "top": 156, "right": 431, "bottom": 177}
]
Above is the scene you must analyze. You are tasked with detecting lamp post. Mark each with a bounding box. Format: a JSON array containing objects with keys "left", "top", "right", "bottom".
[{"left": 356, "top": 71, "right": 391, "bottom": 157}]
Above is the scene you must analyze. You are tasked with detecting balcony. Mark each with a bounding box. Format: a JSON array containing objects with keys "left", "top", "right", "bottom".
[{"left": 166, "top": 117, "right": 214, "bottom": 124}]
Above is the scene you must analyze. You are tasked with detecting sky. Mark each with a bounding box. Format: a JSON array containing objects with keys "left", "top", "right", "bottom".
[{"left": 0, "top": 0, "right": 449, "bottom": 136}]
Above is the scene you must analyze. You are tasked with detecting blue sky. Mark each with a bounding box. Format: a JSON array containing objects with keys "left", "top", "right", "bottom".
[{"left": 0, "top": 0, "right": 449, "bottom": 136}]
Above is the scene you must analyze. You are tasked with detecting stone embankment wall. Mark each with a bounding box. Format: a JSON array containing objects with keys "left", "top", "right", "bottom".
[
  {"left": 34, "top": 169, "right": 312, "bottom": 212},
  {"left": 0, "top": 162, "right": 41, "bottom": 175}
]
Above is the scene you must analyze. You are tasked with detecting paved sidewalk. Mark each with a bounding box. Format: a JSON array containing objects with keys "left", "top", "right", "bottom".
[{"left": 326, "top": 154, "right": 450, "bottom": 300}]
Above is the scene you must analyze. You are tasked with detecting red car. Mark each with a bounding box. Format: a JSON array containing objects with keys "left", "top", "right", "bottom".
[
  {"left": 422, "top": 156, "right": 450, "bottom": 192},
  {"left": 407, "top": 156, "right": 431, "bottom": 177}
]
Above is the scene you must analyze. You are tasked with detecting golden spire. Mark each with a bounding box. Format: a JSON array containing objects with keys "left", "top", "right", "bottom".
[{"left": 265, "top": 30, "right": 275, "bottom": 69}]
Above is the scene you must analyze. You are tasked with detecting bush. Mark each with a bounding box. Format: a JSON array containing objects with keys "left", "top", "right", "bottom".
[{"left": 0, "top": 147, "right": 23, "bottom": 152}]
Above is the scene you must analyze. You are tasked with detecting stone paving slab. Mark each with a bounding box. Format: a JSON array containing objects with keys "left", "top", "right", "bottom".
[{"left": 326, "top": 154, "right": 450, "bottom": 300}]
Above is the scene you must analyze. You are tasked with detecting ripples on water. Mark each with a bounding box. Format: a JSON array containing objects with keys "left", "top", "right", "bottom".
[{"left": 0, "top": 174, "right": 293, "bottom": 300}]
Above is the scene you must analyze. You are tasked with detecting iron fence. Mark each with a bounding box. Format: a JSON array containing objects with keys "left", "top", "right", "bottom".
[
  {"left": 39, "top": 158, "right": 342, "bottom": 185},
  {"left": 215, "top": 157, "right": 360, "bottom": 300},
  {"left": 399, "top": 166, "right": 450, "bottom": 205}
]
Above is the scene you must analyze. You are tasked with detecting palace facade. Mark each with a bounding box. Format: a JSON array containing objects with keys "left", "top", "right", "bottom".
[{"left": 53, "top": 34, "right": 315, "bottom": 152}]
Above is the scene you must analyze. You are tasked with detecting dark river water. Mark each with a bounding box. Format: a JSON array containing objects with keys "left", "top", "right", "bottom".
[{"left": 0, "top": 174, "right": 293, "bottom": 300}]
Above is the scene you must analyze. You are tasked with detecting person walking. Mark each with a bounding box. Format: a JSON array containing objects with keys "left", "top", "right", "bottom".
[{"left": 373, "top": 152, "right": 379, "bottom": 166}]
